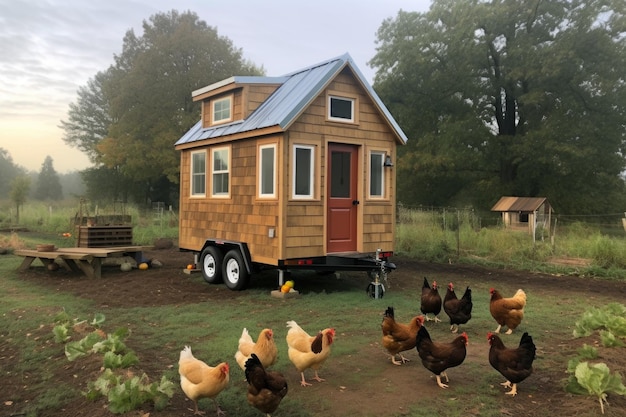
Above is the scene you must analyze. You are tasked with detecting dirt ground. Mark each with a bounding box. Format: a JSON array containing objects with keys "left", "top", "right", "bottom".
[{"left": 3, "top": 247, "right": 626, "bottom": 417}]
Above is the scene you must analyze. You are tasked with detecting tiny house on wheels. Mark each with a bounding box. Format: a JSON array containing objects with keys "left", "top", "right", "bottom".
[{"left": 175, "top": 53, "right": 408, "bottom": 290}]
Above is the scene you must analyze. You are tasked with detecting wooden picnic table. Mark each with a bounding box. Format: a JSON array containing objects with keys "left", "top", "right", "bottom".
[{"left": 14, "top": 246, "right": 151, "bottom": 279}]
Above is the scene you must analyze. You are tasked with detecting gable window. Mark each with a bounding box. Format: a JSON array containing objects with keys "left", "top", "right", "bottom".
[
  {"left": 328, "top": 95, "right": 355, "bottom": 123},
  {"left": 259, "top": 144, "right": 276, "bottom": 198},
  {"left": 191, "top": 151, "right": 206, "bottom": 197},
  {"left": 212, "top": 96, "right": 232, "bottom": 124},
  {"left": 293, "top": 144, "right": 314, "bottom": 199},
  {"left": 369, "top": 151, "right": 385, "bottom": 198},
  {"left": 212, "top": 147, "right": 230, "bottom": 197}
]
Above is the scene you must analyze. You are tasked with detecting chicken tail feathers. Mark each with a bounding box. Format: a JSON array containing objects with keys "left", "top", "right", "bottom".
[
  {"left": 462, "top": 286, "right": 472, "bottom": 301},
  {"left": 384, "top": 306, "right": 395, "bottom": 319},
  {"left": 179, "top": 345, "right": 194, "bottom": 362},
  {"left": 423, "top": 277, "right": 430, "bottom": 289},
  {"left": 286, "top": 320, "right": 301, "bottom": 332},
  {"left": 239, "top": 327, "right": 252, "bottom": 344},
  {"left": 244, "top": 353, "right": 263, "bottom": 384}
]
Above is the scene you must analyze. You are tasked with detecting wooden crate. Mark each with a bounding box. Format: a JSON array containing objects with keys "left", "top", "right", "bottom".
[{"left": 76, "top": 226, "right": 133, "bottom": 248}]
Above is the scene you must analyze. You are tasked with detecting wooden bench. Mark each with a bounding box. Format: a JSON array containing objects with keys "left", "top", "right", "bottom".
[{"left": 14, "top": 246, "right": 151, "bottom": 279}]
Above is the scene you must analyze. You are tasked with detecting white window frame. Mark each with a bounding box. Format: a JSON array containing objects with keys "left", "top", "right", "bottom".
[
  {"left": 211, "top": 146, "right": 230, "bottom": 197},
  {"left": 258, "top": 144, "right": 277, "bottom": 198},
  {"left": 292, "top": 144, "right": 315, "bottom": 199},
  {"left": 212, "top": 96, "right": 232, "bottom": 124},
  {"left": 190, "top": 150, "right": 206, "bottom": 197},
  {"left": 369, "top": 151, "right": 385, "bottom": 198},
  {"left": 328, "top": 95, "right": 355, "bottom": 123}
]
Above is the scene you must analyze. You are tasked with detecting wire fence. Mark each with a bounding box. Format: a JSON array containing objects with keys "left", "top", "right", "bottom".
[{"left": 397, "top": 203, "right": 626, "bottom": 238}]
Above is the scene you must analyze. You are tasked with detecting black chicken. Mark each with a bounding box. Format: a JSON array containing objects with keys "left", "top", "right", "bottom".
[
  {"left": 415, "top": 325, "right": 468, "bottom": 389},
  {"left": 244, "top": 353, "right": 288, "bottom": 416},
  {"left": 443, "top": 283, "right": 473, "bottom": 333},
  {"left": 420, "top": 277, "right": 442, "bottom": 322},
  {"left": 487, "top": 331, "right": 536, "bottom": 396}
]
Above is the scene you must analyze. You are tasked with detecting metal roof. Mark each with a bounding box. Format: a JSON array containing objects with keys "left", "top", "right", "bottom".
[
  {"left": 491, "top": 197, "right": 549, "bottom": 212},
  {"left": 175, "top": 53, "right": 408, "bottom": 146}
]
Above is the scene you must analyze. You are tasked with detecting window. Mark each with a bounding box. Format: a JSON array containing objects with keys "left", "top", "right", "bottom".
[
  {"left": 212, "top": 147, "right": 229, "bottom": 196},
  {"left": 293, "top": 144, "right": 314, "bottom": 199},
  {"left": 212, "top": 96, "right": 232, "bottom": 124},
  {"left": 369, "top": 151, "right": 385, "bottom": 198},
  {"left": 328, "top": 95, "right": 354, "bottom": 123},
  {"left": 259, "top": 144, "right": 276, "bottom": 198},
  {"left": 191, "top": 151, "right": 206, "bottom": 197}
]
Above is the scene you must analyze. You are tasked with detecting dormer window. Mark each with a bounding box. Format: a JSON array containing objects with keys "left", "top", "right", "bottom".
[
  {"left": 212, "top": 96, "right": 232, "bottom": 124},
  {"left": 327, "top": 93, "right": 357, "bottom": 123}
]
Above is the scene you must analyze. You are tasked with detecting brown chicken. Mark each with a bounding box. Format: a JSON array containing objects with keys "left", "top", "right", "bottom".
[
  {"left": 489, "top": 288, "right": 526, "bottom": 334},
  {"left": 488, "top": 331, "right": 536, "bottom": 396},
  {"left": 443, "top": 283, "right": 473, "bottom": 333},
  {"left": 178, "top": 345, "right": 230, "bottom": 416},
  {"left": 421, "top": 277, "right": 442, "bottom": 322},
  {"left": 415, "top": 325, "right": 468, "bottom": 389},
  {"left": 245, "top": 353, "right": 288, "bottom": 416},
  {"left": 381, "top": 306, "right": 425, "bottom": 365},
  {"left": 235, "top": 328, "right": 278, "bottom": 371},
  {"left": 286, "top": 320, "right": 335, "bottom": 387}
]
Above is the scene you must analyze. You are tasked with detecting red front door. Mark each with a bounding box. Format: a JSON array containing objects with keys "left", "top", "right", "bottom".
[{"left": 327, "top": 143, "right": 358, "bottom": 253}]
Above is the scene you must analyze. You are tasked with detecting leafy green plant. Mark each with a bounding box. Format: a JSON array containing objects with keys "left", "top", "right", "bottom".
[
  {"left": 577, "top": 344, "right": 599, "bottom": 360},
  {"left": 85, "top": 368, "right": 175, "bottom": 413},
  {"left": 102, "top": 351, "right": 139, "bottom": 369},
  {"left": 565, "top": 361, "right": 626, "bottom": 414},
  {"left": 573, "top": 303, "right": 626, "bottom": 346},
  {"left": 53, "top": 312, "right": 175, "bottom": 414}
]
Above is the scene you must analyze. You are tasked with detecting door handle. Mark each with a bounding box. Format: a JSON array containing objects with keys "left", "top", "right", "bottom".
[{"left": 352, "top": 200, "right": 360, "bottom": 206}]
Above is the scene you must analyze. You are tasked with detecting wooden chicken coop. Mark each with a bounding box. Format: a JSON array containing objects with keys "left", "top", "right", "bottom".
[
  {"left": 491, "top": 196, "right": 553, "bottom": 241},
  {"left": 175, "top": 53, "right": 408, "bottom": 290}
]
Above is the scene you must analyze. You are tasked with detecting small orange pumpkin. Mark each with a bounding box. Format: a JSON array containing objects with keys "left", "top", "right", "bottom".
[{"left": 186, "top": 264, "right": 194, "bottom": 270}]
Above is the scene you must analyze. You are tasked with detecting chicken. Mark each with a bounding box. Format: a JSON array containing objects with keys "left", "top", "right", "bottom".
[
  {"left": 244, "top": 353, "right": 288, "bottom": 416},
  {"left": 178, "top": 346, "right": 230, "bottom": 416},
  {"left": 285, "top": 320, "right": 335, "bottom": 387},
  {"left": 443, "top": 283, "right": 473, "bottom": 333},
  {"left": 235, "top": 328, "right": 278, "bottom": 371},
  {"left": 420, "top": 277, "right": 442, "bottom": 322},
  {"left": 489, "top": 288, "right": 526, "bottom": 334},
  {"left": 415, "top": 325, "right": 468, "bottom": 389},
  {"left": 487, "top": 331, "right": 536, "bottom": 396},
  {"left": 381, "top": 306, "right": 425, "bottom": 365}
]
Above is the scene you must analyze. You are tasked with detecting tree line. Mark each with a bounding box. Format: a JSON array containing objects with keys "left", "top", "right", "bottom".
[
  {"left": 0, "top": 149, "right": 85, "bottom": 223},
  {"left": 60, "top": 2, "right": 625, "bottom": 215}
]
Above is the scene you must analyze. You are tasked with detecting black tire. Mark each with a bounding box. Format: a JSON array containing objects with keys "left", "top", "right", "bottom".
[
  {"left": 222, "top": 249, "right": 249, "bottom": 290},
  {"left": 200, "top": 246, "right": 223, "bottom": 284}
]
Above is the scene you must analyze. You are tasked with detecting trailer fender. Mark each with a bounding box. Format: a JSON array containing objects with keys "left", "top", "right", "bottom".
[{"left": 200, "top": 239, "right": 253, "bottom": 275}]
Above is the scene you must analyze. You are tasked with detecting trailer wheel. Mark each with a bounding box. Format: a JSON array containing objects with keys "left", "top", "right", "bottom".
[
  {"left": 223, "top": 249, "right": 249, "bottom": 290},
  {"left": 200, "top": 246, "right": 223, "bottom": 284}
]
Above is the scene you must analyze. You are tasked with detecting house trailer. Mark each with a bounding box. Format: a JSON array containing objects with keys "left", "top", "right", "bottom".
[{"left": 175, "top": 53, "right": 408, "bottom": 290}]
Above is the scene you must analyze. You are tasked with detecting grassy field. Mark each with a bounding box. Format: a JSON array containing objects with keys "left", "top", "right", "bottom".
[{"left": 1, "top": 202, "right": 626, "bottom": 416}]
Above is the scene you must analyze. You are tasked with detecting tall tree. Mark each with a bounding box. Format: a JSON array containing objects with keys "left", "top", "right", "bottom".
[
  {"left": 371, "top": 0, "right": 626, "bottom": 214},
  {"left": 61, "top": 10, "right": 263, "bottom": 205},
  {"left": 0, "top": 148, "right": 26, "bottom": 197},
  {"left": 10, "top": 176, "right": 31, "bottom": 224},
  {"left": 59, "top": 70, "right": 113, "bottom": 163},
  {"left": 34, "top": 156, "right": 63, "bottom": 200}
]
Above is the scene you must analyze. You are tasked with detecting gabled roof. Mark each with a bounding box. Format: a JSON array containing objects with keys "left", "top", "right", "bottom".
[
  {"left": 491, "top": 197, "right": 549, "bottom": 212},
  {"left": 175, "top": 53, "right": 408, "bottom": 147}
]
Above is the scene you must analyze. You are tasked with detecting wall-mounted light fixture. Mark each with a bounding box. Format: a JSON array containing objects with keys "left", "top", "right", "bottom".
[{"left": 384, "top": 154, "right": 394, "bottom": 167}]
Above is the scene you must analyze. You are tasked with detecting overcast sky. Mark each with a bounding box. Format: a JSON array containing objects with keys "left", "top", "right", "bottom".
[{"left": 0, "top": 0, "right": 430, "bottom": 174}]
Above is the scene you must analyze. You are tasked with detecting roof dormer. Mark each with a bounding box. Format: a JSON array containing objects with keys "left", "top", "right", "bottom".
[{"left": 193, "top": 76, "right": 285, "bottom": 129}]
